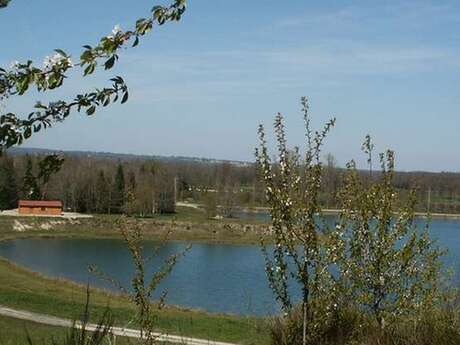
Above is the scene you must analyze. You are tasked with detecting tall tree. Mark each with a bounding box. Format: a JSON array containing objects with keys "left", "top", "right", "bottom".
[
  {"left": 111, "top": 163, "right": 125, "bottom": 213},
  {"left": 22, "top": 156, "right": 40, "bottom": 200},
  {"left": 95, "top": 170, "right": 110, "bottom": 213},
  {"left": 37, "top": 154, "right": 64, "bottom": 199},
  {"left": 0, "top": 153, "right": 18, "bottom": 209}
]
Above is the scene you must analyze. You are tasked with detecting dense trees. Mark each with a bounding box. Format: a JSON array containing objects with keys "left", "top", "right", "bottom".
[
  {"left": 0, "top": 153, "right": 17, "bottom": 209},
  {"left": 1, "top": 149, "right": 460, "bottom": 214}
]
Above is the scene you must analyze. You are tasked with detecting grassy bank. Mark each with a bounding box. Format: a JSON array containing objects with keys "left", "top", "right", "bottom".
[
  {"left": 0, "top": 206, "right": 268, "bottom": 245},
  {"left": 0, "top": 258, "right": 269, "bottom": 344}
]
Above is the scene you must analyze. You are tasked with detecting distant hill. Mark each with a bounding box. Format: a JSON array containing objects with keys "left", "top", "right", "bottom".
[{"left": 6, "top": 147, "right": 253, "bottom": 167}]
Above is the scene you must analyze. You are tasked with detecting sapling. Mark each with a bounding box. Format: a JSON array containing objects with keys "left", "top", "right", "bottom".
[
  {"left": 336, "top": 137, "right": 444, "bottom": 328},
  {"left": 90, "top": 217, "right": 189, "bottom": 345},
  {"left": 256, "top": 97, "right": 338, "bottom": 345}
]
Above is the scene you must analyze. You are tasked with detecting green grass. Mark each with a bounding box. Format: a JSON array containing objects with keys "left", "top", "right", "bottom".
[
  {"left": 0, "top": 315, "right": 68, "bottom": 345},
  {"left": 0, "top": 258, "right": 269, "bottom": 345},
  {"left": 0, "top": 315, "right": 149, "bottom": 345}
]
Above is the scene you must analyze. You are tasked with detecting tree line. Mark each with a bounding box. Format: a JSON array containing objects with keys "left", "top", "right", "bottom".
[{"left": 1, "top": 151, "right": 460, "bottom": 215}]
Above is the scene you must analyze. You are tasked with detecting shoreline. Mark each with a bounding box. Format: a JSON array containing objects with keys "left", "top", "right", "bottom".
[{"left": 236, "top": 206, "right": 460, "bottom": 220}]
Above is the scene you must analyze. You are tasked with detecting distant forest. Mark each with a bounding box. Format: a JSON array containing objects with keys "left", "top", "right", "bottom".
[{"left": 1, "top": 149, "right": 460, "bottom": 215}]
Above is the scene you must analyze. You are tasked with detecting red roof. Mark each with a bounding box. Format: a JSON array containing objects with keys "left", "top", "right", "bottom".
[{"left": 18, "top": 200, "right": 62, "bottom": 208}]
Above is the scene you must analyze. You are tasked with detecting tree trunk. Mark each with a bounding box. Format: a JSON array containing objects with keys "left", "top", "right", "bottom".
[{"left": 303, "top": 301, "right": 307, "bottom": 345}]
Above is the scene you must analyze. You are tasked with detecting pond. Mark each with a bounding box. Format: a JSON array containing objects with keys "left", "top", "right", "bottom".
[{"left": 1, "top": 216, "right": 460, "bottom": 316}]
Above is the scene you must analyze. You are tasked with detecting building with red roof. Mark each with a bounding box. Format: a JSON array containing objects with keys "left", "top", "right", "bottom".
[{"left": 18, "top": 200, "right": 63, "bottom": 216}]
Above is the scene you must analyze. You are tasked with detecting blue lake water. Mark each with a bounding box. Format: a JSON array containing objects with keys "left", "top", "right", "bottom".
[{"left": 1, "top": 216, "right": 460, "bottom": 316}]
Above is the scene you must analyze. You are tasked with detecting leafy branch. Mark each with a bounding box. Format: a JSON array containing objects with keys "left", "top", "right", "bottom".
[
  {"left": 0, "top": 0, "right": 10, "bottom": 9},
  {"left": 0, "top": 0, "right": 187, "bottom": 152},
  {"left": 0, "top": 0, "right": 186, "bottom": 99},
  {"left": 0, "top": 76, "right": 128, "bottom": 148}
]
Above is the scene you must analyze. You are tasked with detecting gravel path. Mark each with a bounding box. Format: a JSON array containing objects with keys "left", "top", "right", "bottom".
[{"left": 0, "top": 305, "right": 238, "bottom": 345}]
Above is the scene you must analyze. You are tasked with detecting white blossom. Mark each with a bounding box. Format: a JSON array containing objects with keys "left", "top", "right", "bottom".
[
  {"left": 112, "top": 24, "right": 122, "bottom": 35},
  {"left": 107, "top": 24, "right": 123, "bottom": 39},
  {"left": 9, "top": 60, "right": 20, "bottom": 71},
  {"left": 43, "top": 52, "right": 71, "bottom": 71}
]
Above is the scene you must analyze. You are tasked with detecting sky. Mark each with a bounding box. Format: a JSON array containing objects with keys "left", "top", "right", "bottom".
[{"left": 1, "top": 0, "right": 459, "bottom": 172}]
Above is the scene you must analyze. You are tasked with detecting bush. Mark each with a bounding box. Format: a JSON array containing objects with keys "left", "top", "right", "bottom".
[
  {"left": 270, "top": 304, "right": 460, "bottom": 345},
  {"left": 270, "top": 304, "right": 361, "bottom": 345}
]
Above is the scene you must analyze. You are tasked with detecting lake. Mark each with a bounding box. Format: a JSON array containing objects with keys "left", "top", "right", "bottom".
[{"left": 1, "top": 216, "right": 460, "bottom": 316}]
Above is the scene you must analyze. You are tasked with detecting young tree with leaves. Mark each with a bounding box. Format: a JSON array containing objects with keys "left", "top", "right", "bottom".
[
  {"left": 336, "top": 138, "right": 444, "bottom": 328},
  {"left": 256, "top": 97, "right": 337, "bottom": 345},
  {"left": 90, "top": 218, "right": 189, "bottom": 345}
]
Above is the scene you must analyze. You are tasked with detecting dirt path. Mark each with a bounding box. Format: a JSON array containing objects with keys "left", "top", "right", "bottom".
[{"left": 0, "top": 305, "right": 238, "bottom": 345}]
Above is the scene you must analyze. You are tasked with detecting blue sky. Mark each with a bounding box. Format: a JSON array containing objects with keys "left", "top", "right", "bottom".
[{"left": 1, "top": 0, "right": 459, "bottom": 172}]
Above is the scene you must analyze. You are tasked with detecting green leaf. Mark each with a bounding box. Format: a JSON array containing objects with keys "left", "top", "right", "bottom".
[
  {"left": 86, "top": 105, "right": 96, "bottom": 115},
  {"left": 104, "top": 56, "right": 116, "bottom": 70},
  {"left": 24, "top": 127, "right": 32, "bottom": 139},
  {"left": 54, "top": 49, "right": 67, "bottom": 57},
  {"left": 121, "top": 92, "right": 129, "bottom": 104},
  {"left": 83, "top": 63, "right": 96, "bottom": 76}
]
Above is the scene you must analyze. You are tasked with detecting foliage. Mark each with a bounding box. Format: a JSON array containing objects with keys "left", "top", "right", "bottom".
[
  {"left": 4, "top": 149, "right": 460, "bottom": 215},
  {"left": 269, "top": 304, "right": 360, "bottom": 345},
  {"left": 37, "top": 154, "right": 65, "bottom": 199},
  {"left": 336, "top": 138, "right": 444, "bottom": 327},
  {"left": 0, "top": 0, "right": 9, "bottom": 9},
  {"left": 269, "top": 303, "right": 460, "bottom": 345},
  {"left": 20, "top": 154, "right": 64, "bottom": 200},
  {"left": 22, "top": 155, "right": 40, "bottom": 200},
  {"left": 203, "top": 192, "right": 218, "bottom": 219},
  {"left": 257, "top": 98, "right": 446, "bottom": 344},
  {"left": 0, "top": 0, "right": 187, "bottom": 150},
  {"left": 95, "top": 170, "right": 110, "bottom": 213},
  {"left": 111, "top": 163, "right": 125, "bottom": 213},
  {"left": 0, "top": 153, "right": 18, "bottom": 209},
  {"left": 255, "top": 97, "right": 337, "bottom": 345}
]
